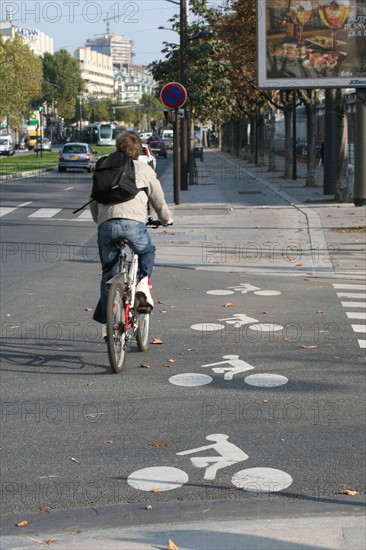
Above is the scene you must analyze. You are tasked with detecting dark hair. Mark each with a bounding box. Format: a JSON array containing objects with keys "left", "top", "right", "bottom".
[{"left": 116, "top": 131, "right": 141, "bottom": 160}]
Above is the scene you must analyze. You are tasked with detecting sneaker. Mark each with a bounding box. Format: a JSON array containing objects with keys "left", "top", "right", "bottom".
[{"left": 136, "top": 277, "right": 154, "bottom": 313}]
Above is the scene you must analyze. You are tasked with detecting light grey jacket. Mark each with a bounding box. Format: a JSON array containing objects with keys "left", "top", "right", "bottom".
[{"left": 89, "top": 159, "right": 172, "bottom": 226}]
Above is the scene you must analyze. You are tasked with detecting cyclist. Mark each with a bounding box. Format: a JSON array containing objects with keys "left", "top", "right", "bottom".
[{"left": 90, "top": 131, "right": 173, "bottom": 327}]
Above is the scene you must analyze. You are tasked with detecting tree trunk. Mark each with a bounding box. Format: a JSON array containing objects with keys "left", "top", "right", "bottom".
[
  {"left": 268, "top": 107, "right": 276, "bottom": 172},
  {"left": 284, "top": 104, "right": 292, "bottom": 179},
  {"left": 335, "top": 89, "right": 350, "bottom": 202},
  {"left": 305, "top": 91, "right": 318, "bottom": 186}
]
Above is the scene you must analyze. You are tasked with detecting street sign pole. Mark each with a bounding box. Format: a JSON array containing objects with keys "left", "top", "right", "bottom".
[
  {"left": 160, "top": 82, "right": 187, "bottom": 205},
  {"left": 173, "top": 109, "right": 180, "bottom": 205}
]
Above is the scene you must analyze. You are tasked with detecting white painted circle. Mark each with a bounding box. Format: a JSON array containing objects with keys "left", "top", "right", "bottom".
[
  {"left": 191, "top": 323, "right": 225, "bottom": 331},
  {"left": 127, "top": 466, "right": 188, "bottom": 492},
  {"left": 244, "top": 373, "right": 288, "bottom": 387},
  {"left": 169, "top": 373, "right": 213, "bottom": 387},
  {"left": 207, "top": 290, "right": 234, "bottom": 296},
  {"left": 232, "top": 467, "right": 293, "bottom": 493},
  {"left": 254, "top": 290, "right": 281, "bottom": 296},
  {"left": 248, "top": 323, "right": 283, "bottom": 332}
]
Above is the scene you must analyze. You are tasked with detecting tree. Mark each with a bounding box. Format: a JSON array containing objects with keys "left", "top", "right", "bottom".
[
  {"left": 42, "top": 50, "right": 84, "bottom": 121},
  {"left": 0, "top": 34, "right": 42, "bottom": 129}
]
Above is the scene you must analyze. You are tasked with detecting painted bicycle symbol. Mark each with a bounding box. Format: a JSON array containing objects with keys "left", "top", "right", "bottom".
[{"left": 127, "top": 434, "right": 292, "bottom": 493}]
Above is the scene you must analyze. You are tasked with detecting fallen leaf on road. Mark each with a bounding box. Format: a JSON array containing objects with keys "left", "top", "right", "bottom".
[
  {"left": 86, "top": 381, "right": 95, "bottom": 387},
  {"left": 105, "top": 440, "right": 113, "bottom": 444},
  {"left": 160, "top": 309, "right": 168, "bottom": 314},
  {"left": 150, "top": 488, "right": 160, "bottom": 493},
  {"left": 84, "top": 308, "right": 92, "bottom": 312},
  {"left": 301, "top": 345, "right": 319, "bottom": 349},
  {"left": 182, "top": 288, "right": 191, "bottom": 291},
  {"left": 42, "top": 540, "right": 57, "bottom": 546},
  {"left": 295, "top": 263, "right": 303, "bottom": 267},
  {"left": 70, "top": 457, "right": 79, "bottom": 462},
  {"left": 341, "top": 489, "right": 359, "bottom": 496},
  {"left": 38, "top": 506, "right": 51, "bottom": 513},
  {"left": 262, "top": 400, "right": 269, "bottom": 404},
  {"left": 141, "top": 364, "right": 151, "bottom": 368},
  {"left": 149, "top": 442, "right": 171, "bottom": 447},
  {"left": 186, "top": 348, "right": 198, "bottom": 352},
  {"left": 16, "top": 521, "right": 28, "bottom": 527},
  {"left": 157, "top": 300, "right": 165, "bottom": 304},
  {"left": 151, "top": 338, "right": 164, "bottom": 345},
  {"left": 223, "top": 303, "right": 234, "bottom": 308},
  {"left": 167, "top": 359, "right": 174, "bottom": 363},
  {"left": 168, "top": 539, "right": 179, "bottom": 550}
]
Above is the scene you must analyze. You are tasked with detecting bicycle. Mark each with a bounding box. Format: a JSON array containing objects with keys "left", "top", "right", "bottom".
[{"left": 106, "top": 217, "right": 165, "bottom": 374}]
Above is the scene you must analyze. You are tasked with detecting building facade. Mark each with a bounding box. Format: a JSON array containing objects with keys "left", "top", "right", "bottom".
[
  {"left": 73, "top": 47, "right": 115, "bottom": 98},
  {"left": 0, "top": 21, "right": 53, "bottom": 55},
  {"left": 86, "top": 33, "right": 134, "bottom": 66},
  {"left": 114, "top": 64, "right": 156, "bottom": 104}
]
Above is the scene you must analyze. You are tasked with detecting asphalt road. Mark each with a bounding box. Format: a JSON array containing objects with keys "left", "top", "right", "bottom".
[{"left": 1, "top": 158, "right": 365, "bottom": 518}]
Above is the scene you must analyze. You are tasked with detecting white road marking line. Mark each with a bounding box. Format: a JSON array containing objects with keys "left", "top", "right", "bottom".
[
  {"left": 358, "top": 340, "right": 366, "bottom": 348},
  {"left": 0, "top": 207, "right": 17, "bottom": 217},
  {"left": 337, "top": 292, "right": 366, "bottom": 299},
  {"left": 340, "top": 302, "right": 366, "bottom": 308},
  {"left": 77, "top": 210, "right": 92, "bottom": 219},
  {"left": 18, "top": 202, "right": 33, "bottom": 208},
  {"left": 351, "top": 324, "right": 366, "bottom": 333},
  {"left": 346, "top": 312, "right": 366, "bottom": 320},
  {"left": 127, "top": 467, "right": 188, "bottom": 492},
  {"left": 64, "top": 187, "right": 74, "bottom": 191},
  {"left": 28, "top": 208, "right": 62, "bottom": 218},
  {"left": 333, "top": 284, "right": 366, "bottom": 290}
]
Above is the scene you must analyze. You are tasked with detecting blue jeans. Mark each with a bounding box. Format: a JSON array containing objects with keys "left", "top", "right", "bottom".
[{"left": 93, "top": 218, "right": 155, "bottom": 324}]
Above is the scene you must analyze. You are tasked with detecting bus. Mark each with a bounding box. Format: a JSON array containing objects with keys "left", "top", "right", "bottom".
[
  {"left": 27, "top": 128, "right": 43, "bottom": 150},
  {"left": 80, "top": 123, "right": 126, "bottom": 146}
]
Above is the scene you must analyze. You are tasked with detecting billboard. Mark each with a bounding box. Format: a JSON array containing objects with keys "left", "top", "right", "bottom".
[{"left": 257, "top": 0, "right": 366, "bottom": 88}]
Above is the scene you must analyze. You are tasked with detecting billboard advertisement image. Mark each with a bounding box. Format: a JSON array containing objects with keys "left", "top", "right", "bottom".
[{"left": 257, "top": 0, "right": 366, "bottom": 88}]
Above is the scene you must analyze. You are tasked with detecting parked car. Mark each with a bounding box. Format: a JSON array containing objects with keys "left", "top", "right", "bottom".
[
  {"left": 34, "top": 138, "right": 52, "bottom": 152},
  {"left": 0, "top": 135, "right": 15, "bottom": 156},
  {"left": 58, "top": 142, "right": 97, "bottom": 172},
  {"left": 138, "top": 145, "right": 156, "bottom": 171},
  {"left": 150, "top": 140, "right": 168, "bottom": 159}
]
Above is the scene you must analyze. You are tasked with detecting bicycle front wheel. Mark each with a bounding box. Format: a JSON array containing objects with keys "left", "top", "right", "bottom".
[
  {"left": 136, "top": 312, "right": 150, "bottom": 352},
  {"left": 106, "top": 283, "right": 127, "bottom": 374}
]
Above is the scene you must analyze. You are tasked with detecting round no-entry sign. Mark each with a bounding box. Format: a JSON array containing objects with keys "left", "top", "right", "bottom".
[{"left": 160, "top": 82, "right": 187, "bottom": 109}]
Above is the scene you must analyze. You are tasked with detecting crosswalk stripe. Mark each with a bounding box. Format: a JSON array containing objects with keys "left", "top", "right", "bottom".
[
  {"left": 358, "top": 340, "right": 366, "bottom": 349},
  {"left": 340, "top": 302, "right": 366, "bottom": 308},
  {"left": 351, "top": 324, "right": 366, "bottom": 333},
  {"left": 77, "top": 210, "right": 93, "bottom": 220},
  {"left": 28, "top": 208, "right": 62, "bottom": 218},
  {"left": 337, "top": 292, "right": 366, "bottom": 299},
  {"left": 333, "top": 284, "right": 366, "bottom": 290},
  {"left": 346, "top": 312, "right": 366, "bottom": 320},
  {"left": 0, "top": 207, "right": 18, "bottom": 217}
]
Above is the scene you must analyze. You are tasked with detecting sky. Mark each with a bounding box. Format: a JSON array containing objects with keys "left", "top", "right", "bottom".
[{"left": 1, "top": 0, "right": 184, "bottom": 65}]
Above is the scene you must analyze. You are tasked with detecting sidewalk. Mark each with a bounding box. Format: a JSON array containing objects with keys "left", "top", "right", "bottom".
[{"left": 155, "top": 149, "right": 365, "bottom": 280}]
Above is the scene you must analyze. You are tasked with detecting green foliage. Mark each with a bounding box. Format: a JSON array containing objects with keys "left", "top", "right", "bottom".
[
  {"left": 0, "top": 34, "right": 42, "bottom": 128},
  {"left": 41, "top": 50, "right": 84, "bottom": 121}
]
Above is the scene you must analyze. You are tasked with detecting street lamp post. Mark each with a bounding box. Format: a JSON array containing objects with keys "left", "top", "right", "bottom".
[{"left": 77, "top": 95, "right": 83, "bottom": 140}]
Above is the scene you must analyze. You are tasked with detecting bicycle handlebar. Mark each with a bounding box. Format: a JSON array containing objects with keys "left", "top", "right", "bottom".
[{"left": 146, "top": 216, "right": 173, "bottom": 228}]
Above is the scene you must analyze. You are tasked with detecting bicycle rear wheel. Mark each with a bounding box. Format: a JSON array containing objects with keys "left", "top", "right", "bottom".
[
  {"left": 106, "top": 283, "right": 127, "bottom": 374},
  {"left": 136, "top": 312, "right": 150, "bottom": 352}
]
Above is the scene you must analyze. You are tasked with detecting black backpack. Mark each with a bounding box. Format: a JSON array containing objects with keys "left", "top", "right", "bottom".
[{"left": 91, "top": 151, "right": 138, "bottom": 204}]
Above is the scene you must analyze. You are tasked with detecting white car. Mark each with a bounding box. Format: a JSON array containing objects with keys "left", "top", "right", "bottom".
[
  {"left": 138, "top": 145, "right": 156, "bottom": 171},
  {"left": 139, "top": 131, "right": 153, "bottom": 144}
]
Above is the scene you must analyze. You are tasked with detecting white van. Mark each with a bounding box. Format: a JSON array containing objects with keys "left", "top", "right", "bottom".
[
  {"left": 162, "top": 129, "right": 174, "bottom": 140},
  {"left": 139, "top": 131, "right": 153, "bottom": 143},
  {"left": 0, "top": 135, "right": 15, "bottom": 156}
]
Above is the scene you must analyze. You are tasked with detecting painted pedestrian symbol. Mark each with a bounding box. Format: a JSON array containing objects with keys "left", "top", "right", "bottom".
[
  {"left": 127, "top": 434, "right": 293, "bottom": 492},
  {"left": 201, "top": 355, "right": 254, "bottom": 380},
  {"left": 176, "top": 434, "right": 248, "bottom": 480}
]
